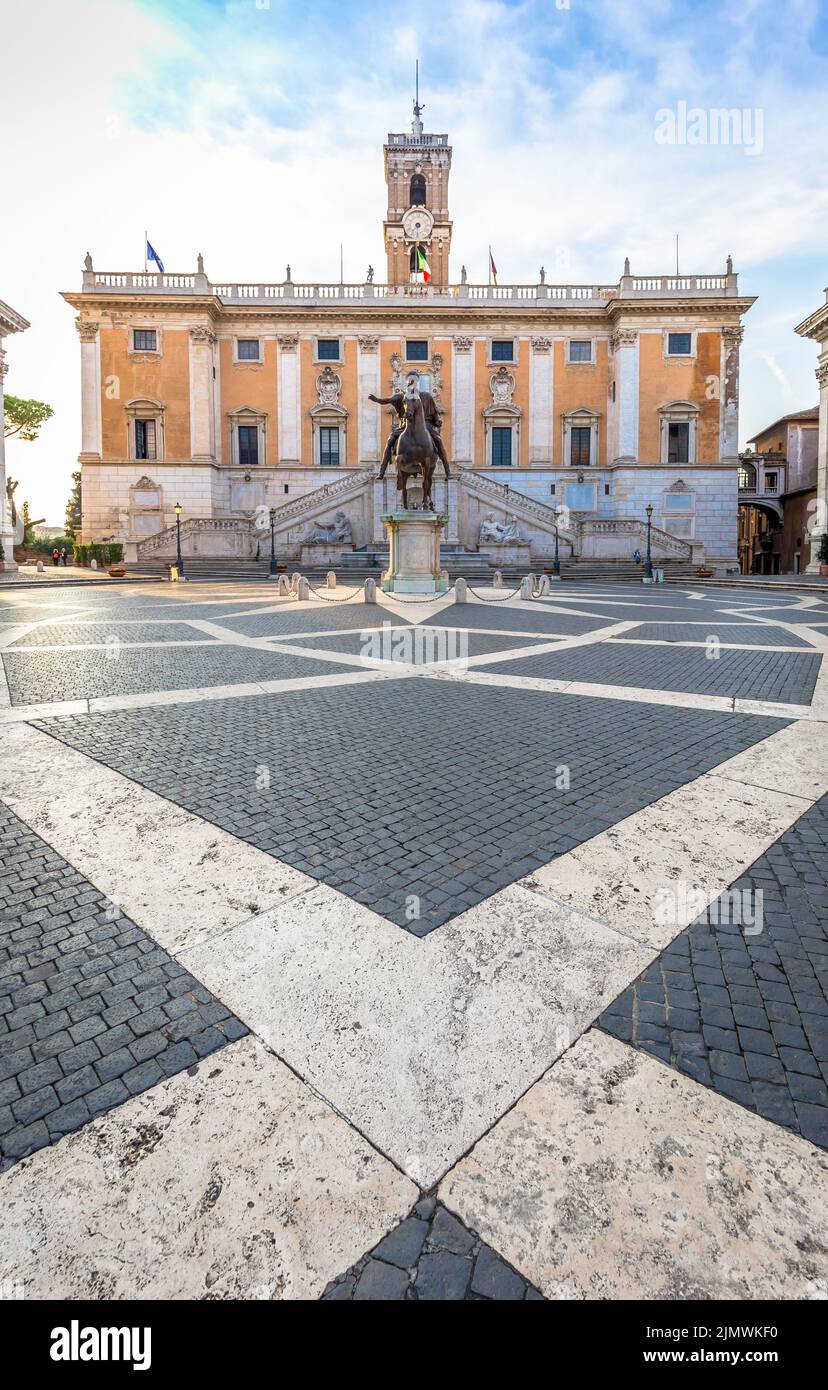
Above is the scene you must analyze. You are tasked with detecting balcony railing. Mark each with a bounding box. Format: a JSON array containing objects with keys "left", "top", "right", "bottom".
[
  {"left": 386, "top": 132, "right": 449, "bottom": 146},
  {"left": 78, "top": 268, "right": 741, "bottom": 305}
]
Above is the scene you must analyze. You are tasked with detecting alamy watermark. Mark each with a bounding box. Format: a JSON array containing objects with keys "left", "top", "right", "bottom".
[{"left": 655, "top": 101, "right": 764, "bottom": 157}]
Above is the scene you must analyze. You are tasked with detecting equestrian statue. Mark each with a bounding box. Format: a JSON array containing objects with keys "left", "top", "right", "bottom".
[{"left": 369, "top": 376, "right": 450, "bottom": 512}]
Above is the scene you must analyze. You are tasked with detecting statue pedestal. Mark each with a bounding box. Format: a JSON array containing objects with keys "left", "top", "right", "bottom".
[
  {"left": 381, "top": 511, "right": 448, "bottom": 594},
  {"left": 479, "top": 540, "right": 532, "bottom": 567}
]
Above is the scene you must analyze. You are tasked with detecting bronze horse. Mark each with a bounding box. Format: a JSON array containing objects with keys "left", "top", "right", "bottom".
[{"left": 393, "top": 388, "right": 437, "bottom": 511}]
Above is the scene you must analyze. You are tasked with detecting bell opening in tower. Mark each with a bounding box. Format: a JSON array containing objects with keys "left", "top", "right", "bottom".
[{"left": 410, "top": 174, "right": 426, "bottom": 206}]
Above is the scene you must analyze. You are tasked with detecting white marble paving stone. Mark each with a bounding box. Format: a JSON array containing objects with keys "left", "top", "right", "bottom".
[
  {"left": 524, "top": 766, "right": 810, "bottom": 949},
  {"left": 707, "top": 719, "right": 828, "bottom": 800},
  {"left": 182, "top": 882, "right": 653, "bottom": 1188},
  {"left": 0, "top": 724, "right": 315, "bottom": 954},
  {"left": 439, "top": 1030, "right": 828, "bottom": 1301},
  {"left": 0, "top": 1036, "right": 417, "bottom": 1300}
]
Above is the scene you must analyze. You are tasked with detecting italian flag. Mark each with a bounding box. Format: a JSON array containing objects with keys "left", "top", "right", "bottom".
[{"left": 416, "top": 245, "right": 431, "bottom": 282}]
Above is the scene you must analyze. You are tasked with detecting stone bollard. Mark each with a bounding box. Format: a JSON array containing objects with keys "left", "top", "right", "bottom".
[
  {"left": 297, "top": 576, "right": 310, "bottom": 601},
  {"left": 537, "top": 574, "right": 551, "bottom": 595},
  {"left": 492, "top": 569, "right": 503, "bottom": 588},
  {"left": 90, "top": 558, "right": 97, "bottom": 570},
  {"left": 326, "top": 571, "right": 337, "bottom": 589},
  {"left": 454, "top": 577, "right": 468, "bottom": 603},
  {"left": 364, "top": 577, "right": 377, "bottom": 603},
  {"left": 441, "top": 569, "right": 449, "bottom": 586},
  {"left": 520, "top": 575, "right": 533, "bottom": 600},
  {"left": 290, "top": 572, "right": 301, "bottom": 592},
  {"left": 37, "top": 559, "right": 45, "bottom": 573},
  {"left": 278, "top": 574, "right": 290, "bottom": 596}
]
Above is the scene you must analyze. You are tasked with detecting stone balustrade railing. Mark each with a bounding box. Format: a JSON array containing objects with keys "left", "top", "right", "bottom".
[
  {"left": 80, "top": 271, "right": 739, "bottom": 304},
  {"left": 585, "top": 518, "right": 692, "bottom": 558}
]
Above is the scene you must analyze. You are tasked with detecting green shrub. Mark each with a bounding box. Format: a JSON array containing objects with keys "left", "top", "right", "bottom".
[{"left": 817, "top": 534, "right": 828, "bottom": 565}]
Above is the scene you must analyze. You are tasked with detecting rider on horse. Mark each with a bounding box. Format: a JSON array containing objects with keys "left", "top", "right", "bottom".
[{"left": 370, "top": 376, "right": 451, "bottom": 481}]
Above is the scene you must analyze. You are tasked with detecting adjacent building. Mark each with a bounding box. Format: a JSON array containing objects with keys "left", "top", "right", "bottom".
[
  {"left": 738, "top": 407, "right": 819, "bottom": 574},
  {"left": 63, "top": 105, "right": 755, "bottom": 572},
  {"left": 796, "top": 289, "right": 828, "bottom": 573}
]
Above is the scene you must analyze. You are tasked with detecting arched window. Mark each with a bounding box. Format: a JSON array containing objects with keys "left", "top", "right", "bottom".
[
  {"left": 410, "top": 174, "right": 426, "bottom": 206},
  {"left": 738, "top": 462, "right": 757, "bottom": 491}
]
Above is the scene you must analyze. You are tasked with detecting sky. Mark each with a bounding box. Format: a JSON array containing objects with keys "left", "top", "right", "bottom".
[{"left": 1, "top": 0, "right": 827, "bottom": 523}]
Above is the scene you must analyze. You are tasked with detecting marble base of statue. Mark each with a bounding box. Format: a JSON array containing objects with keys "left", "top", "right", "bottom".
[{"left": 381, "top": 510, "right": 448, "bottom": 595}]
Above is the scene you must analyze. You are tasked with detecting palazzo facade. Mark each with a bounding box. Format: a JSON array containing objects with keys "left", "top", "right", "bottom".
[{"left": 64, "top": 108, "right": 754, "bottom": 572}]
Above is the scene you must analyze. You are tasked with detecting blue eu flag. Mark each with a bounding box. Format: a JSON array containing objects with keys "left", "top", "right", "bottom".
[{"left": 146, "top": 240, "right": 165, "bottom": 273}]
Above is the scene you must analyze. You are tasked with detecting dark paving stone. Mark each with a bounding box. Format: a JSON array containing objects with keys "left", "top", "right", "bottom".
[
  {"left": 34, "top": 680, "right": 786, "bottom": 934},
  {"left": 423, "top": 604, "right": 612, "bottom": 635},
  {"left": 2, "top": 645, "right": 357, "bottom": 705},
  {"left": 283, "top": 627, "right": 547, "bottom": 660},
  {"left": 9, "top": 622, "right": 213, "bottom": 647},
  {"left": 598, "top": 794, "right": 828, "bottom": 1150},
  {"left": 213, "top": 604, "right": 414, "bottom": 639},
  {"left": 0, "top": 802, "right": 247, "bottom": 1171},
  {"left": 321, "top": 1200, "right": 544, "bottom": 1300},
  {"left": 621, "top": 623, "right": 817, "bottom": 649},
  {"left": 475, "top": 641, "right": 821, "bottom": 704}
]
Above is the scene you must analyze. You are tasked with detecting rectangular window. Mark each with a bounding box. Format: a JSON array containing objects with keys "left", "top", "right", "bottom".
[
  {"left": 135, "top": 419, "right": 157, "bottom": 461},
  {"left": 317, "top": 339, "right": 341, "bottom": 361},
  {"left": 237, "top": 339, "right": 260, "bottom": 361},
  {"left": 238, "top": 424, "right": 258, "bottom": 467},
  {"left": 764, "top": 472, "right": 778, "bottom": 492},
  {"left": 667, "top": 422, "right": 690, "bottom": 463},
  {"left": 570, "top": 427, "right": 591, "bottom": 468},
  {"left": 491, "top": 427, "right": 512, "bottom": 467},
  {"left": 133, "top": 329, "right": 157, "bottom": 352},
  {"left": 491, "top": 340, "right": 514, "bottom": 362},
  {"left": 319, "top": 426, "right": 340, "bottom": 467},
  {"left": 406, "top": 340, "right": 429, "bottom": 361},
  {"left": 568, "top": 341, "right": 592, "bottom": 363},
  {"left": 667, "top": 332, "right": 692, "bottom": 355}
]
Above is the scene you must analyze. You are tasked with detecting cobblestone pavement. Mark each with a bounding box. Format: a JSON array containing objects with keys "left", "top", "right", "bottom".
[
  {"left": 281, "top": 627, "right": 547, "bottom": 658},
  {"left": 618, "top": 622, "right": 818, "bottom": 648},
  {"left": 1, "top": 580, "right": 827, "bottom": 1301},
  {"left": 476, "top": 640, "right": 821, "bottom": 702},
  {"left": 34, "top": 680, "right": 785, "bottom": 933},
  {"left": 599, "top": 793, "right": 828, "bottom": 1148},
  {"left": 8, "top": 621, "right": 218, "bottom": 647},
  {"left": 0, "top": 801, "right": 247, "bottom": 1170},
  {"left": 2, "top": 644, "right": 356, "bottom": 705},
  {"left": 322, "top": 1199, "right": 544, "bottom": 1300},
  {"left": 422, "top": 605, "right": 613, "bottom": 634}
]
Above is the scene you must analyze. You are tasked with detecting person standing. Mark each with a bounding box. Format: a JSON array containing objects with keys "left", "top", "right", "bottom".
[{"left": 52, "top": 546, "right": 59, "bottom": 567}]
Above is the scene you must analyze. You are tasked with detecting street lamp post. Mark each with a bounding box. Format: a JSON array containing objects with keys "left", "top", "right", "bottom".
[
  {"left": 174, "top": 501, "right": 184, "bottom": 579},
  {"left": 552, "top": 508, "right": 561, "bottom": 578},
  {"left": 269, "top": 507, "right": 277, "bottom": 578},
  {"left": 645, "top": 502, "right": 654, "bottom": 581}
]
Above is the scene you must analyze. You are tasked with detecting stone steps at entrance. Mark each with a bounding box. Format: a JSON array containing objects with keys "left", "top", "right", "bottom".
[{"left": 130, "top": 555, "right": 699, "bottom": 583}]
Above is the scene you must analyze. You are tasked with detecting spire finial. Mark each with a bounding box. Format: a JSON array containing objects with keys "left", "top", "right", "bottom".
[{"left": 412, "top": 59, "right": 424, "bottom": 136}]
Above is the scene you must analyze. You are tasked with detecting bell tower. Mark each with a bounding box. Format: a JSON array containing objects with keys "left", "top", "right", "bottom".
[{"left": 383, "top": 71, "right": 452, "bottom": 288}]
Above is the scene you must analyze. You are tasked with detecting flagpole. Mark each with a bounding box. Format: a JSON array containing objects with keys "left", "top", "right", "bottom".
[
  {"left": 144, "top": 230, "right": 147, "bottom": 274},
  {"left": 488, "top": 245, "right": 491, "bottom": 287}
]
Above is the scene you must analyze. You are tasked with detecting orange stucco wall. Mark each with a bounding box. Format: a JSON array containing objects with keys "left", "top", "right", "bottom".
[
  {"left": 552, "top": 338, "right": 609, "bottom": 466},
  {"left": 219, "top": 336, "right": 278, "bottom": 465},
  {"left": 638, "top": 330, "right": 722, "bottom": 461},
  {"left": 100, "top": 326, "right": 191, "bottom": 460}
]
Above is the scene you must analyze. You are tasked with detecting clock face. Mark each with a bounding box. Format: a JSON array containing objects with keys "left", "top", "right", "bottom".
[{"left": 402, "top": 206, "right": 434, "bottom": 240}]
